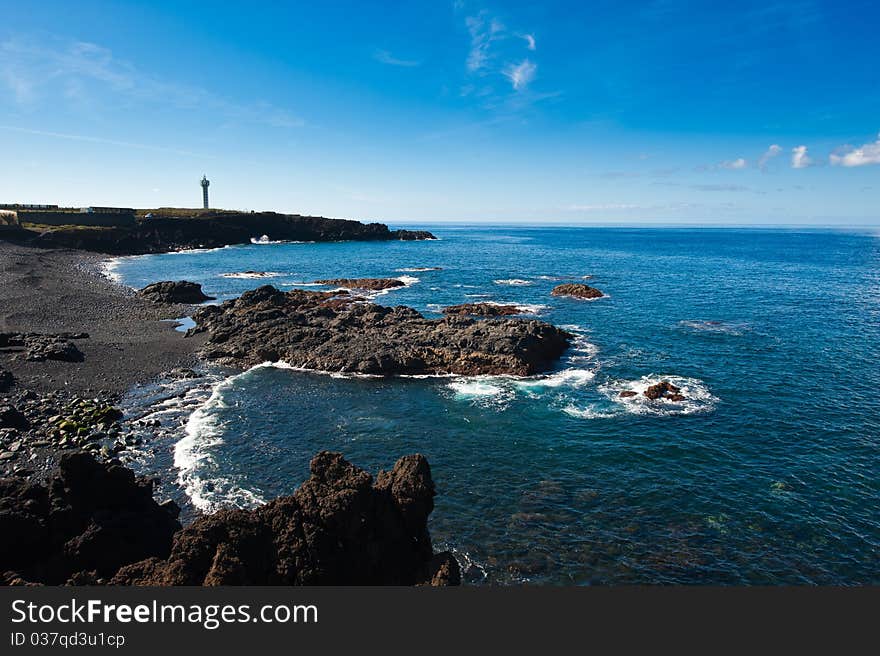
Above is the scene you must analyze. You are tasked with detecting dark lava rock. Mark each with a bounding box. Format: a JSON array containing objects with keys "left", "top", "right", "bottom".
[
  {"left": 139, "top": 281, "right": 215, "bottom": 304},
  {"left": 643, "top": 381, "right": 684, "bottom": 401},
  {"left": 442, "top": 302, "right": 522, "bottom": 317},
  {"left": 19, "top": 212, "right": 436, "bottom": 255},
  {"left": 551, "top": 283, "right": 604, "bottom": 300},
  {"left": 618, "top": 390, "right": 638, "bottom": 398},
  {"left": 0, "top": 452, "right": 180, "bottom": 584},
  {"left": 0, "top": 405, "right": 28, "bottom": 430},
  {"left": 0, "top": 368, "right": 13, "bottom": 392},
  {"left": 111, "top": 451, "right": 459, "bottom": 586},
  {"left": 190, "top": 285, "right": 572, "bottom": 376},
  {"left": 315, "top": 278, "right": 406, "bottom": 291},
  {"left": 25, "top": 339, "right": 83, "bottom": 363}
]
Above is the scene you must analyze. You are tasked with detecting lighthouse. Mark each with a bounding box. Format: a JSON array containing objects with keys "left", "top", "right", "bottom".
[{"left": 200, "top": 175, "right": 210, "bottom": 209}]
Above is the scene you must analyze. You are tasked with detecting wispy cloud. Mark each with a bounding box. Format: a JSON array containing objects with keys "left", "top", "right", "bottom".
[
  {"left": 791, "top": 145, "right": 814, "bottom": 168},
  {"left": 521, "top": 34, "right": 536, "bottom": 51},
  {"left": 373, "top": 49, "right": 421, "bottom": 67},
  {"left": 758, "top": 144, "right": 782, "bottom": 170},
  {"left": 0, "top": 125, "right": 208, "bottom": 158},
  {"left": 830, "top": 133, "right": 880, "bottom": 167},
  {"left": 465, "top": 11, "right": 505, "bottom": 72},
  {"left": 719, "top": 158, "right": 748, "bottom": 170},
  {"left": 0, "top": 37, "right": 304, "bottom": 129},
  {"left": 503, "top": 59, "right": 537, "bottom": 91},
  {"left": 691, "top": 183, "right": 750, "bottom": 192}
]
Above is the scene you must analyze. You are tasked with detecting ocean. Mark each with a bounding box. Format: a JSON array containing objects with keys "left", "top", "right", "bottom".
[{"left": 109, "top": 226, "right": 880, "bottom": 584}]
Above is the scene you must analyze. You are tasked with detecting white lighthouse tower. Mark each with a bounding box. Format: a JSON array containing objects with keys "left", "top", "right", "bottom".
[{"left": 200, "top": 175, "right": 210, "bottom": 209}]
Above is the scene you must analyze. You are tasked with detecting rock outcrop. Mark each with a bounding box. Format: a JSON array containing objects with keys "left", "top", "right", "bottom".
[
  {"left": 139, "top": 281, "right": 215, "bottom": 304},
  {"left": 643, "top": 381, "right": 685, "bottom": 402},
  {"left": 190, "top": 285, "right": 572, "bottom": 376},
  {"left": 550, "top": 283, "right": 604, "bottom": 300},
  {"left": 13, "top": 212, "right": 435, "bottom": 255},
  {"left": 0, "top": 452, "right": 181, "bottom": 584},
  {"left": 0, "top": 332, "right": 87, "bottom": 363},
  {"left": 1, "top": 451, "right": 459, "bottom": 586},
  {"left": 111, "top": 452, "right": 459, "bottom": 586},
  {"left": 442, "top": 302, "right": 522, "bottom": 317},
  {"left": 314, "top": 278, "right": 406, "bottom": 291}
]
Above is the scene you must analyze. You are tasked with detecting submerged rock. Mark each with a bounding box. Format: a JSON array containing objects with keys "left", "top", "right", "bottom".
[
  {"left": 138, "top": 280, "right": 215, "bottom": 304},
  {"left": 550, "top": 283, "right": 604, "bottom": 300},
  {"left": 442, "top": 302, "right": 522, "bottom": 317},
  {"left": 111, "top": 451, "right": 458, "bottom": 586},
  {"left": 314, "top": 277, "right": 406, "bottom": 291},
  {"left": 190, "top": 285, "right": 572, "bottom": 376},
  {"left": 643, "top": 381, "right": 684, "bottom": 402},
  {"left": 618, "top": 391, "right": 638, "bottom": 398}
]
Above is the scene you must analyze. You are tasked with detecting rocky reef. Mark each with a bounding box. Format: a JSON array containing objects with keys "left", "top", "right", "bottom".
[
  {"left": 139, "top": 281, "right": 215, "bottom": 305},
  {"left": 189, "top": 285, "right": 572, "bottom": 376},
  {"left": 643, "top": 380, "right": 685, "bottom": 402},
  {"left": 550, "top": 283, "right": 605, "bottom": 299},
  {"left": 11, "top": 211, "right": 435, "bottom": 255},
  {"left": 1, "top": 450, "right": 458, "bottom": 586},
  {"left": 442, "top": 302, "right": 522, "bottom": 317},
  {"left": 315, "top": 278, "right": 406, "bottom": 291}
]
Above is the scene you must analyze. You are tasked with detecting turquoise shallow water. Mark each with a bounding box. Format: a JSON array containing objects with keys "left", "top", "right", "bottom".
[{"left": 113, "top": 226, "right": 880, "bottom": 584}]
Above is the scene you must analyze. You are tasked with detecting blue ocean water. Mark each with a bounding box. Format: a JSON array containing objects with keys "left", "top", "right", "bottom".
[{"left": 112, "top": 226, "right": 880, "bottom": 584}]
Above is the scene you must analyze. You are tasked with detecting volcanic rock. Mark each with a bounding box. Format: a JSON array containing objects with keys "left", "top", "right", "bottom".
[
  {"left": 551, "top": 283, "right": 604, "bottom": 300},
  {"left": 643, "top": 381, "right": 684, "bottom": 401},
  {"left": 442, "top": 303, "right": 522, "bottom": 317},
  {"left": 25, "top": 338, "right": 84, "bottom": 363},
  {"left": 0, "top": 368, "right": 12, "bottom": 392},
  {"left": 618, "top": 391, "right": 638, "bottom": 398},
  {"left": 315, "top": 278, "right": 406, "bottom": 291},
  {"left": 0, "top": 452, "right": 180, "bottom": 584},
  {"left": 0, "top": 405, "right": 28, "bottom": 430},
  {"left": 139, "top": 281, "right": 215, "bottom": 304},
  {"left": 111, "top": 451, "right": 459, "bottom": 586},
  {"left": 18, "top": 211, "right": 435, "bottom": 255},
  {"left": 189, "top": 285, "right": 572, "bottom": 376}
]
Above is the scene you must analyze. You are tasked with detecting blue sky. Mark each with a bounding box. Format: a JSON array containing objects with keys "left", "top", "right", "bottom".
[{"left": 0, "top": 0, "right": 878, "bottom": 224}]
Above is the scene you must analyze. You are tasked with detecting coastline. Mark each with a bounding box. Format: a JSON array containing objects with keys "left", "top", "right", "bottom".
[
  {"left": 0, "top": 241, "right": 206, "bottom": 480},
  {"left": 0, "top": 242, "right": 206, "bottom": 395}
]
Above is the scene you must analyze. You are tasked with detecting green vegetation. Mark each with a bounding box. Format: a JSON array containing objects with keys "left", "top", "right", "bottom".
[{"left": 21, "top": 223, "right": 116, "bottom": 233}]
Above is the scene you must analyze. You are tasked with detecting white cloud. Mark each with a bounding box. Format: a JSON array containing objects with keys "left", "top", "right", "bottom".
[
  {"left": 720, "top": 158, "right": 748, "bottom": 170},
  {"left": 522, "top": 34, "right": 536, "bottom": 50},
  {"left": 830, "top": 133, "right": 880, "bottom": 167},
  {"left": 465, "top": 12, "right": 505, "bottom": 72},
  {"left": 503, "top": 59, "right": 537, "bottom": 91},
  {"left": 373, "top": 49, "right": 421, "bottom": 67},
  {"left": 758, "top": 144, "right": 782, "bottom": 170},
  {"left": 791, "top": 145, "right": 814, "bottom": 169}
]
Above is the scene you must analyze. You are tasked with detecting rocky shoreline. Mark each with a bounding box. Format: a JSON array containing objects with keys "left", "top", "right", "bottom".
[
  {"left": 6, "top": 211, "right": 435, "bottom": 256},
  {"left": 2, "top": 450, "right": 458, "bottom": 586},
  {"left": 0, "top": 230, "right": 591, "bottom": 587},
  {"left": 190, "top": 285, "right": 573, "bottom": 376}
]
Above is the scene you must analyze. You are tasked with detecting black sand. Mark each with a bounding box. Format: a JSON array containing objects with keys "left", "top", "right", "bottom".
[{"left": 0, "top": 242, "right": 205, "bottom": 394}]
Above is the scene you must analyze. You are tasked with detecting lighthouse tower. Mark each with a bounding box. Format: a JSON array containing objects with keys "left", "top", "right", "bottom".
[{"left": 200, "top": 175, "right": 210, "bottom": 209}]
